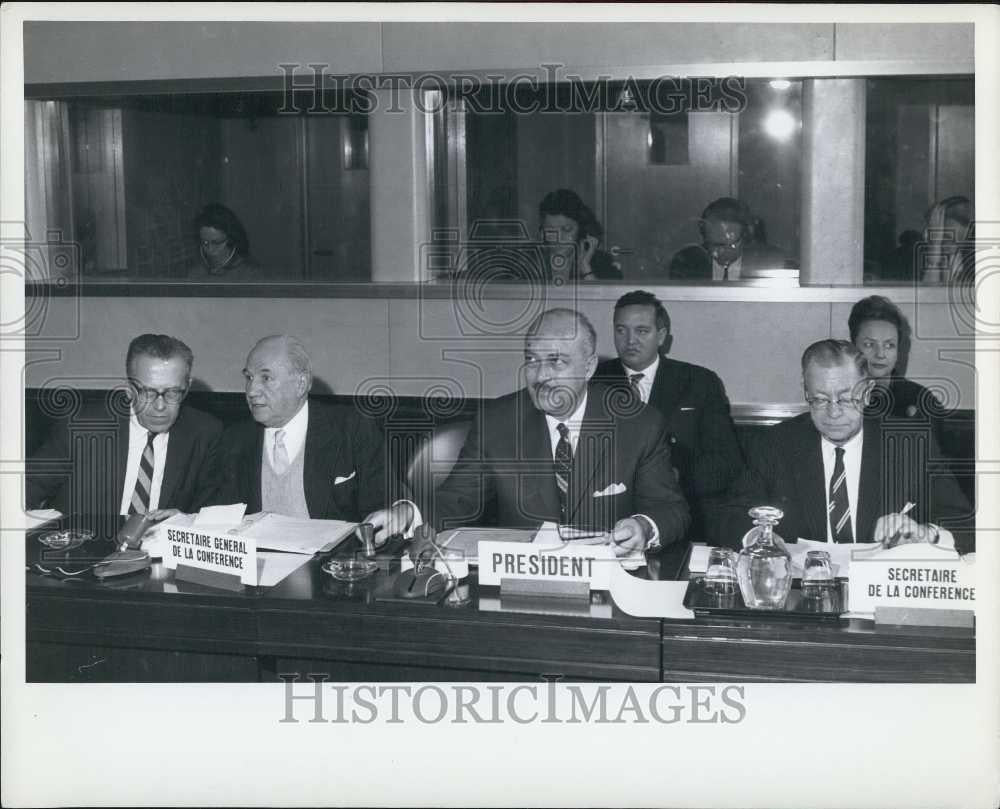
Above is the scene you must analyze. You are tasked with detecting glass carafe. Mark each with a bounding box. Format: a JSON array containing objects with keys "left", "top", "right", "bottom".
[{"left": 737, "top": 505, "right": 793, "bottom": 609}]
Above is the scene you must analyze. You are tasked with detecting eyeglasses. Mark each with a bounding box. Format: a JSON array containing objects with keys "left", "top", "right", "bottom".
[
  {"left": 129, "top": 379, "right": 188, "bottom": 405},
  {"left": 805, "top": 395, "right": 864, "bottom": 412},
  {"left": 200, "top": 236, "right": 229, "bottom": 249}
]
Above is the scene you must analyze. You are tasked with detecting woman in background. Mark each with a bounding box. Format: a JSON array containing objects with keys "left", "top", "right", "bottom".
[
  {"left": 848, "top": 295, "right": 944, "bottom": 421},
  {"left": 538, "top": 189, "right": 622, "bottom": 282},
  {"left": 188, "top": 203, "right": 262, "bottom": 281}
]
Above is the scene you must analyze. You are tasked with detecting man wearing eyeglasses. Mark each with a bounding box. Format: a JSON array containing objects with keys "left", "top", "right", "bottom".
[
  {"left": 26, "top": 333, "right": 222, "bottom": 517},
  {"left": 725, "top": 339, "right": 972, "bottom": 553},
  {"left": 668, "top": 197, "right": 789, "bottom": 281}
]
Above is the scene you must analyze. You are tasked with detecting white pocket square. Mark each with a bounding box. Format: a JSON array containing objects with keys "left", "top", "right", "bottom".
[
  {"left": 679, "top": 406, "right": 696, "bottom": 411},
  {"left": 334, "top": 470, "right": 357, "bottom": 485},
  {"left": 593, "top": 482, "right": 626, "bottom": 498}
]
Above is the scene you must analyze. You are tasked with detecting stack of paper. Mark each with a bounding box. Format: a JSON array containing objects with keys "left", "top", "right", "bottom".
[
  {"left": 23, "top": 509, "right": 63, "bottom": 530},
  {"left": 239, "top": 513, "right": 357, "bottom": 555}
]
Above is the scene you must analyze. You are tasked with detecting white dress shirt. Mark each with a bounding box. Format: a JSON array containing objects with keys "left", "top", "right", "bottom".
[
  {"left": 119, "top": 411, "right": 170, "bottom": 515},
  {"left": 622, "top": 354, "right": 659, "bottom": 405},
  {"left": 712, "top": 254, "right": 742, "bottom": 281},
  {"left": 820, "top": 428, "right": 863, "bottom": 543},
  {"left": 264, "top": 400, "right": 309, "bottom": 470}
]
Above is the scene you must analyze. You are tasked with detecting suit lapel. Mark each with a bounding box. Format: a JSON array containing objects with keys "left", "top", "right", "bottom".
[
  {"left": 569, "top": 389, "right": 610, "bottom": 527},
  {"left": 856, "top": 421, "right": 883, "bottom": 542},
  {"left": 158, "top": 408, "right": 188, "bottom": 509},
  {"left": 527, "top": 405, "right": 562, "bottom": 520},
  {"left": 303, "top": 404, "right": 344, "bottom": 518},
  {"left": 245, "top": 424, "right": 264, "bottom": 513},
  {"left": 793, "top": 421, "right": 828, "bottom": 542},
  {"left": 114, "top": 414, "right": 130, "bottom": 511},
  {"left": 649, "top": 357, "right": 682, "bottom": 417}
]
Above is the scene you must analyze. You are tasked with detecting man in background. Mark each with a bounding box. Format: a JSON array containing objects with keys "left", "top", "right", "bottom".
[{"left": 596, "top": 290, "right": 743, "bottom": 542}]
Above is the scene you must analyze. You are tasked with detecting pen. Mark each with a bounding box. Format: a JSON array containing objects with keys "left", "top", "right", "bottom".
[{"left": 885, "top": 502, "right": 917, "bottom": 548}]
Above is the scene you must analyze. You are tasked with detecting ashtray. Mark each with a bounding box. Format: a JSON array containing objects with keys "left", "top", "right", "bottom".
[
  {"left": 37, "top": 529, "right": 94, "bottom": 550},
  {"left": 322, "top": 558, "right": 378, "bottom": 582}
]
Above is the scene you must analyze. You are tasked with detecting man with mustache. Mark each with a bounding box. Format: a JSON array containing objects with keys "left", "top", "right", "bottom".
[{"left": 427, "top": 308, "right": 690, "bottom": 554}]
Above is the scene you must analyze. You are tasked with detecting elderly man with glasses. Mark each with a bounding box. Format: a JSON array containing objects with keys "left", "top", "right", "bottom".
[
  {"left": 723, "top": 339, "right": 973, "bottom": 553},
  {"left": 26, "top": 333, "right": 223, "bottom": 518}
]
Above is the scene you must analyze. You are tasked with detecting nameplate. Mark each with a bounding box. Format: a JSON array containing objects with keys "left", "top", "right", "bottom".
[
  {"left": 849, "top": 556, "right": 975, "bottom": 614},
  {"left": 162, "top": 526, "right": 257, "bottom": 586},
  {"left": 478, "top": 540, "right": 614, "bottom": 590}
]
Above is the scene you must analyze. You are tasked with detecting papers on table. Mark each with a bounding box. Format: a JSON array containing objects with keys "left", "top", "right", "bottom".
[
  {"left": 534, "top": 521, "right": 645, "bottom": 571},
  {"left": 436, "top": 527, "right": 535, "bottom": 561},
  {"left": 239, "top": 513, "right": 356, "bottom": 555},
  {"left": 140, "top": 512, "right": 195, "bottom": 558},
  {"left": 141, "top": 510, "right": 355, "bottom": 559},
  {"left": 23, "top": 509, "right": 63, "bottom": 530},
  {"left": 609, "top": 566, "right": 694, "bottom": 619},
  {"left": 193, "top": 503, "right": 246, "bottom": 531},
  {"left": 256, "top": 551, "right": 313, "bottom": 587}
]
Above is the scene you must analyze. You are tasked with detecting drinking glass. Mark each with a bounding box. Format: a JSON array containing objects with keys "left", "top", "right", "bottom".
[
  {"left": 703, "top": 547, "right": 738, "bottom": 595},
  {"left": 801, "top": 550, "right": 835, "bottom": 599}
]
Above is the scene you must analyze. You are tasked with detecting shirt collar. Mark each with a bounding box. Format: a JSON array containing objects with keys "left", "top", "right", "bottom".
[
  {"left": 266, "top": 399, "right": 309, "bottom": 440},
  {"left": 624, "top": 353, "right": 659, "bottom": 379},
  {"left": 544, "top": 391, "right": 588, "bottom": 433},
  {"left": 129, "top": 409, "right": 169, "bottom": 439},
  {"left": 821, "top": 424, "right": 865, "bottom": 453}
]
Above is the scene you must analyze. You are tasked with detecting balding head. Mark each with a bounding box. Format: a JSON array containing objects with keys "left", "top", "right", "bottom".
[
  {"left": 243, "top": 334, "right": 313, "bottom": 427},
  {"left": 523, "top": 308, "right": 598, "bottom": 418}
]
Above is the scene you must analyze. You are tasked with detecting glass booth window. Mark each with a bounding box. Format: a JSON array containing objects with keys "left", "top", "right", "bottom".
[
  {"left": 24, "top": 91, "right": 371, "bottom": 282},
  {"left": 864, "top": 76, "right": 974, "bottom": 285},
  {"left": 426, "top": 78, "right": 802, "bottom": 284}
]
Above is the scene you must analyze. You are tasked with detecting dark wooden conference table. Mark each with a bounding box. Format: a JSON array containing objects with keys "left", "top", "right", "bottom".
[{"left": 25, "top": 517, "right": 975, "bottom": 683}]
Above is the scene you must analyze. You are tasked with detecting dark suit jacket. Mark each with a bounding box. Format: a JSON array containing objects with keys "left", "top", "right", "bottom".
[
  {"left": 595, "top": 356, "right": 743, "bottom": 501},
  {"left": 724, "top": 413, "right": 974, "bottom": 553},
  {"left": 26, "top": 398, "right": 222, "bottom": 516},
  {"left": 213, "top": 400, "right": 404, "bottom": 521},
  {"left": 433, "top": 383, "right": 690, "bottom": 546},
  {"left": 667, "top": 242, "right": 792, "bottom": 280}
]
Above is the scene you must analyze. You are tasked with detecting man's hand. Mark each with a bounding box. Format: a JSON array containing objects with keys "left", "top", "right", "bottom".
[
  {"left": 873, "top": 513, "right": 937, "bottom": 547},
  {"left": 358, "top": 502, "right": 415, "bottom": 548},
  {"left": 609, "top": 517, "right": 648, "bottom": 558}
]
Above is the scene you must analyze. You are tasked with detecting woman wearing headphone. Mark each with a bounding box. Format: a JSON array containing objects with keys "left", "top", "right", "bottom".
[
  {"left": 188, "top": 203, "right": 261, "bottom": 281},
  {"left": 538, "top": 189, "right": 623, "bottom": 282}
]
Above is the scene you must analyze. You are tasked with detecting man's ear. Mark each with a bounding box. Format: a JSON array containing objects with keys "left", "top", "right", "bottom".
[
  {"left": 660, "top": 332, "right": 673, "bottom": 355},
  {"left": 585, "top": 353, "right": 598, "bottom": 380}
]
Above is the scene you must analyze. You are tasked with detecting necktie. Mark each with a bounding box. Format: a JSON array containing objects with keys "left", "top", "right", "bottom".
[
  {"left": 272, "top": 429, "right": 290, "bottom": 475},
  {"left": 554, "top": 423, "right": 573, "bottom": 524},
  {"left": 128, "top": 431, "right": 156, "bottom": 515},
  {"left": 628, "top": 372, "right": 645, "bottom": 401},
  {"left": 828, "top": 446, "right": 854, "bottom": 543}
]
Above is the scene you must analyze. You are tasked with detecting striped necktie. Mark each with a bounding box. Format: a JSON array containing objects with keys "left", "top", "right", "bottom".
[
  {"left": 628, "top": 372, "right": 645, "bottom": 401},
  {"left": 828, "top": 446, "right": 854, "bottom": 543},
  {"left": 554, "top": 422, "right": 573, "bottom": 524},
  {"left": 128, "top": 430, "right": 156, "bottom": 515}
]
